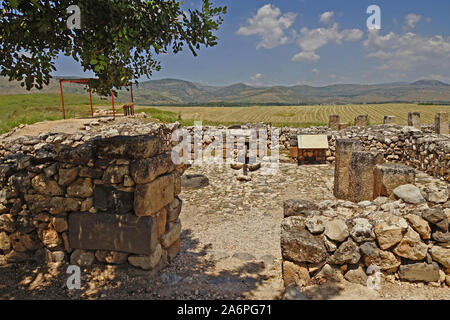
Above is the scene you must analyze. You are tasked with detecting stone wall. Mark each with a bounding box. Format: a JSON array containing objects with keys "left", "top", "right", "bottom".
[
  {"left": 281, "top": 197, "right": 450, "bottom": 288},
  {"left": 288, "top": 125, "right": 450, "bottom": 182},
  {"left": 0, "top": 132, "right": 183, "bottom": 272},
  {"left": 181, "top": 121, "right": 449, "bottom": 181}
]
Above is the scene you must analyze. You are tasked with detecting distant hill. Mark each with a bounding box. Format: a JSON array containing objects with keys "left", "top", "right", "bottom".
[{"left": 1, "top": 77, "right": 450, "bottom": 105}]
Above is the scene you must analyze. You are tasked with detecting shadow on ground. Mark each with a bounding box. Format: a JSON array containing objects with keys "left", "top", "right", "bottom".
[{"left": 0, "top": 229, "right": 273, "bottom": 300}]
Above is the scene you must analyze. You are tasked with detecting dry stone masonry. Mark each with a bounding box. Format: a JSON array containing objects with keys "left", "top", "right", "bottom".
[
  {"left": 0, "top": 127, "right": 184, "bottom": 272},
  {"left": 281, "top": 195, "right": 450, "bottom": 288}
]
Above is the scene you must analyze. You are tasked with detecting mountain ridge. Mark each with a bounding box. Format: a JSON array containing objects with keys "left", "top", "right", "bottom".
[{"left": 1, "top": 77, "right": 450, "bottom": 105}]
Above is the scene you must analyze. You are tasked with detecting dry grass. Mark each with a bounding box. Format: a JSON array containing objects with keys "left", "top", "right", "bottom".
[{"left": 154, "top": 104, "right": 450, "bottom": 127}]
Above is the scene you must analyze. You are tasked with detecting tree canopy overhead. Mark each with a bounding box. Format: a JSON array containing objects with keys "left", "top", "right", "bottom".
[{"left": 0, "top": 0, "right": 226, "bottom": 96}]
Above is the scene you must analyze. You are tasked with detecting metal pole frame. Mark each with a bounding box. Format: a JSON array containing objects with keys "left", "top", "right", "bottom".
[
  {"left": 59, "top": 79, "right": 66, "bottom": 120},
  {"left": 130, "top": 84, "right": 135, "bottom": 115},
  {"left": 111, "top": 88, "right": 116, "bottom": 120}
]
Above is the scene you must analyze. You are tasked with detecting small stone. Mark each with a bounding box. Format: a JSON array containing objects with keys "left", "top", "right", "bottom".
[
  {"left": 422, "top": 208, "right": 448, "bottom": 232},
  {"left": 95, "top": 250, "right": 129, "bottom": 265},
  {"left": 315, "top": 264, "right": 344, "bottom": 282},
  {"left": 281, "top": 221, "right": 328, "bottom": 264},
  {"left": 0, "top": 232, "right": 11, "bottom": 251},
  {"left": 102, "top": 165, "right": 129, "bottom": 184},
  {"left": 424, "top": 187, "right": 448, "bottom": 203},
  {"left": 40, "top": 227, "right": 62, "bottom": 249},
  {"left": 324, "top": 219, "right": 349, "bottom": 242},
  {"left": 374, "top": 222, "right": 404, "bottom": 250},
  {"left": 70, "top": 249, "right": 95, "bottom": 266},
  {"left": 393, "top": 228, "right": 428, "bottom": 261},
  {"left": 305, "top": 217, "right": 325, "bottom": 234},
  {"left": 31, "top": 174, "right": 63, "bottom": 196},
  {"left": 283, "top": 199, "right": 319, "bottom": 217},
  {"left": 67, "top": 178, "right": 94, "bottom": 198},
  {"left": 161, "top": 220, "right": 181, "bottom": 249},
  {"left": 232, "top": 252, "right": 256, "bottom": 261},
  {"left": 344, "top": 266, "right": 368, "bottom": 286},
  {"left": 398, "top": 263, "right": 440, "bottom": 283},
  {"left": 329, "top": 238, "right": 361, "bottom": 265},
  {"left": 360, "top": 242, "right": 401, "bottom": 272},
  {"left": 373, "top": 197, "right": 389, "bottom": 206},
  {"left": 181, "top": 174, "right": 209, "bottom": 189},
  {"left": 128, "top": 244, "right": 162, "bottom": 270},
  {"left": 58, "top": 167, "right": 79, "bottom": 186},
  {"left": 323, "top": 237, "right": 337, "bottom": 253},
  {"left": 236, "top": 175, "right": 251, "bottom": 182},
  {"left": 429, "top": 246, "right": 450, "bottom": 268},
  {"left": 393, "top": 184, "right": 425, "bottom": 204},
  {"left": 51, "top": 217, "right": 68, "bottom": 233},
  {"left": 405, "top": 214, "right": 431, "bottom": 240},
  {"left": 349, "top": 218, "right": 375, "bottom": 243},
  {"left": 282, "top": 260, "right": 310, "bottom": 287}
]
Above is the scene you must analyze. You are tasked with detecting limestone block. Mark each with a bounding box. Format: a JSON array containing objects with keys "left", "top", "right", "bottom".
[
  {"left": 374, "top": 163, "right": 415, "bottom": 198},
  {"left": 408, "top": 112, "right": 421, "bottom": 130},
  {"left": 130, "top": 152, "right": 175, "bottom": 184},
  {"left": 348, "top": 151, "right": 384, "bottom": 202},
  {"left": 68, "top": 213, "right": 155, "bottom": 255},
  {"left": 354, "top": 115, "right": 368, "bottom": 127},
  {"left": 134, "top": 172, "right": 176, "bottom": 216},
  {"left": 93, "top": 135, "right": 163, "bottom": 159},
  {"left": 435, "top": 112, "right": 449, "bottom": 134},
  {"left": 383, "top": 115, "right": 396, "bottom": 124},
  {"left": 333, "top": 139, "right": 363, "bottom": 200},
  {"left": 282, "top": 260, "right": 310, "bottom": 287},
  {"left": 328, "top": 115, "right": 340, "bottom": 130}
]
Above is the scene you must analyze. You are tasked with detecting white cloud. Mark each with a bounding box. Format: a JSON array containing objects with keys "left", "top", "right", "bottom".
[
  {"left": 292, "top": 23, "right": 363, "bottom": 62},
  {"left": 292, "top": 51, "right": 320, "bottom": 62},
  {"left": 319, "top": 11, "right": 334, "bottom": 24},
  {"left": 404, "top": 13, "right": 421, "bottom": 29},
  {"left": 236, "top": 4, "right": 297, "bottom": 49},
  {"left": 364, "top": 29, "right": 450, "bottom": 71},
  {"left": 312, "top": 68, "right": 319, "bottom": 74},
  {"left": 250, "top": 73, "right": 264, "bottom": 80}
]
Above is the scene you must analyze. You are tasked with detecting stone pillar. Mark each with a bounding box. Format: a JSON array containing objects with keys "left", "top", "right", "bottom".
[
  {"left": 384, "top": 116, "right": 396, "bottom": 125},
  {"left": 329, "top": 115, "right": 340, "bottom": 130},
  {"left": 373, "top": 163, "right": 415, "bottom": 199},
  {"left": 435, "top": 112, "right": 449, "bottom": 134},
  {"left": 333, "top": 139, "right": 363, "bottom": 200},
  {"left": 354, "top": 115, "right": 368, "bottom": 127},
  {"left": 408, "top": 112, "right": 421, "bottom": 130},
  {"left": 348, "top": 151, "right": 385, "bottom": 202}
]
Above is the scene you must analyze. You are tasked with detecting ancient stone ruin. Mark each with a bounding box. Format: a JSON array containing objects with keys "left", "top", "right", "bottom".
[
  {"left": 0, "top": 134, "right": 183, "bottom": 272},
  {"left": 281, "top": 197, "right": 449, "bottom": 288},
  {"left": 281, "top": 111, "right": 449, "bottom": 290}
]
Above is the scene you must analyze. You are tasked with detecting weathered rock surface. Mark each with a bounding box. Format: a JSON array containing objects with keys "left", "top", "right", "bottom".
[{"left": 393, "top": 184, "right": 425, "bottom": 204}]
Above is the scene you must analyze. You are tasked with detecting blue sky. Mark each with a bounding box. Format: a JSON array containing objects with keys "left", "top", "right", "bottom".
[{"left": 54, "top": 0, "right": 450, "bottom": 87}]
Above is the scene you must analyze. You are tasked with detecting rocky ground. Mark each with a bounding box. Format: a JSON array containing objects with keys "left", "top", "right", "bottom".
[{"left": 1, "top": 160, "right": 449, "bottom": 300}]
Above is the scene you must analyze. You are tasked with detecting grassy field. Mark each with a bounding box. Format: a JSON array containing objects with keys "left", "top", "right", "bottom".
[
  {"left": 1, "top": 93, "right": 450, "bottom": 135},
  {"left": 0, "top": 93, "right": 108, "bottom": 134},
  {"left": 156, "top": 104, "right": 450, "bottom": 127}
]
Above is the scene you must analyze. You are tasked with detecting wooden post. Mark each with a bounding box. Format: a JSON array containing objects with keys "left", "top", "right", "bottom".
[
  {"left": 111, "top": 88, "right": 116, "bottom": 120},
  {"left": 89, "top": 89, "right": 93, "bottom": 118},
  {"left": 59, "top": 80, "right": 66, "bottom": 120},
  {"left": 130, "top": 84, "right": 135, "bottom": 115}
]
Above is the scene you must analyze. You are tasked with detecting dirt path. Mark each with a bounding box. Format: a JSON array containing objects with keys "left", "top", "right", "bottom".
[{"left": 1, "top": 163, "right": 449, "bottom": 300}]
